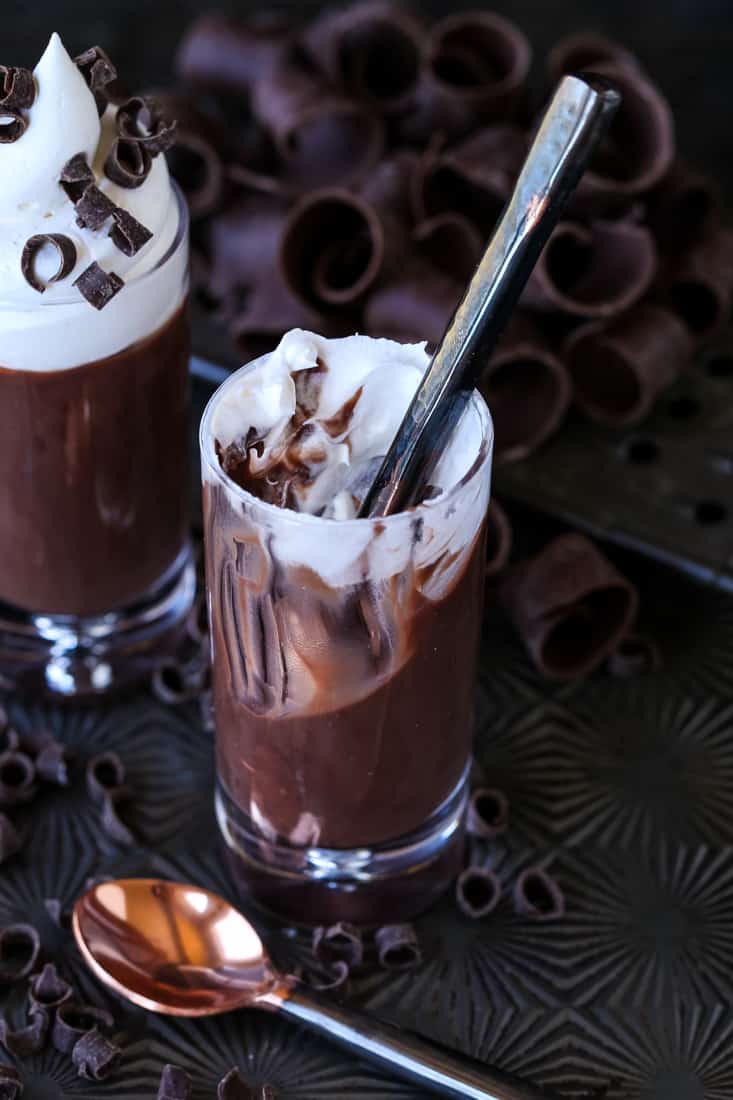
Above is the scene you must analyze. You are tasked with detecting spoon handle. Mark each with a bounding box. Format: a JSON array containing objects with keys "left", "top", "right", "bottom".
[
  {"left": 358, "top": 73, "right": 620, "bottom": 518},
  {"left": 277, "top": 985, "right": 559, "bottom": 1100}
]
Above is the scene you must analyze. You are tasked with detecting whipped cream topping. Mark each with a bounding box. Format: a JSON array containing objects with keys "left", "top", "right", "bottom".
[
  {"left": 0, "top": 33, "right": 185, "bottom": 371},
  {"left": 211, "top": 329, "right": 482, "bottom": 520}
]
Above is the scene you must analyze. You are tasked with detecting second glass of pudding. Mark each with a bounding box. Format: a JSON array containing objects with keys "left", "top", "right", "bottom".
[{"left": 201, "top": 330, "right": 493, "bottom": 924}]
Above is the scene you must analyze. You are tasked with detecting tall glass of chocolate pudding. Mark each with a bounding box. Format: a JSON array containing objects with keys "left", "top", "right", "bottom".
[
  {"left": 201, "top": 329, "right": 493, "bottom": 924},
  {"left": 0, "top": 34, "right": 194, "bottom": 694}
]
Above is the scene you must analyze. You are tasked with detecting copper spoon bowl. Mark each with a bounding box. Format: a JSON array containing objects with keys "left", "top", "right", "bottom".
[{"left": 74, "top": 878, "right": 559, "bottom": 1100}]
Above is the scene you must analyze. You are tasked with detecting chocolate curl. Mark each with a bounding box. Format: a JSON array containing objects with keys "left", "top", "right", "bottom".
[
  {"left": 153, "top": 93, "right": 225, "bottom": 219},
  {"left": 498, "top": 534, "right": 639, "bottom": 681},
  {"left": 523, "top": 219, "right": 657, "bottom": 319},
  {"left": 176, "top": 12, "right": 292, "bottom": 95},
  {"left": 0, "top": 67, "right": 35, "bottom": 110},
  {"left": 302, "top": 960, "right": 350, "bottom": 992},
  {"left": 546, "top": 32, "right": 643, "bottom": 84},
  {"left": 663, "top": 227, "right": 733, "bottom": 339},
  {"left": 0, "top": 925, "right": 41, "bottom": 984},
  {"left": 479, "top": 317, "right": 571, "bottom": 463},
  {"left": 466, "top": 787, "right": 509, "bottom": 838},
  {"left": 359, "top": 150, "right": 421, "bottom": 225},
  {"left": 151, "top": 658, "right": 205, "bottom": 705},
  {"left": 485, "top": 500, "right": 513, "bottom": 579},
  {"left": 71, "top": 1028, "right": 121, "bottom": 1080},
  {"left": 0, "top": 111, "right": 26, "bottom": 144},
  {"left": 608, "top": 633, "right": 661, "bottom": 678},
  {"left": 312, "top": 923, "right": 363, "bottom": 969},
  {"left": 86, "top": 752, "right": 126, "bottom": 803},
  {"left": 29, "top": 963, "right": 73, "bottom": 1013},
  {"left": 0, "top": 1008, "right": 48, "bottom": 1056},
  {"left": 413, "top": 213, "right": 483, "bottom": 284},
  {"left": 564, "top": 304, "right": 693, "bottom": 427},
  {"left": 0, "top": 752, "right": 36, "bottom": 807},
  {"left": 208, "top": 196, "right": 289, "bottom": 302},
  {"left": 0, "top": 1065, "right": 22, "bottom": 1099},
  {"left": 648, "top": 159, "right": 722, "bottom": 255},
  {"left": 280, "top": 188, "right": 384, "bottom": 308},
  {"left": 51, "top": 1002, "right": 114, "bottom": 1055},
  {"left": 374, "top": 924, "right": 422, "bottom": 971},
  {"left": 410, "top": 140, "right": 507, "bottom": 238},
  {"left": 447, "top": 124, "right": 528, "bottom": 201},
  {"left": 230, "top": 268, "right": 344, "bottom": 361},
  {"left": 426, "top": 11, "right": 531, "bottom": 123},
  {"left": 456, "top": 867, "right": 502, "bottom": 919},
  {"left": 575, "top": 62, "right": 675, "bottom": 205},
  {"left": 364, "top": 259, "right": 461, "bottom": 347},
  {"left": 157, "top": 1065, "right": 192, "bottom": 1100},
  {"left": 303, "top": 1, "right": 424, "bottom": 111},
  {"left": 513, "top": 867, "right": 565, "bottom": 920},
  {"left": 251, "top": 52, "right": 384, "bottom": 189}
]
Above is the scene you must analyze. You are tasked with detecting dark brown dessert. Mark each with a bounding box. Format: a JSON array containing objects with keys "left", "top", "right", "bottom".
[{"left": 0, "top": 306, "right": 189, "bottom": 617}]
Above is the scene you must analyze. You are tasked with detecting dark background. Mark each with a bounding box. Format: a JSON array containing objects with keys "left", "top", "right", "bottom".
[{"left": 5, "top": 0, "right": 733, "bottom": 197}]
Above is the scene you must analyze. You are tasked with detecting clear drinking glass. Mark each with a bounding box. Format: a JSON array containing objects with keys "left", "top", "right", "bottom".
[
  {"left": 201, "top": 356, "right": 493, "bottom": 924},
  {"left": 0, "top": 186, "right": 194, "bottom": 695}
]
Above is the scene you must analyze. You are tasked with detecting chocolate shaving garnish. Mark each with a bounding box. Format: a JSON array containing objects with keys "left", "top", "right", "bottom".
[
  {"left": 109, "top": 207, "right": 152, "bottom": 257},
  {"left": 59, "top": 153, "right": 95, "bottom": 202},
  {"left": 0, "top": 1009, "right": 48, "bottom": 1057},
  {"left": 100, "top": 793, "right": 135, "bottom": 847},
  {"left": 52, "top": 1002, "right": 114, "bottom": 1054},
  {"left": 485, "top": 500, "right": 513, "bottom": 579},
  {"left": 455, "top": 867, "right": 502, "bottom": 919},
  {"left": 34, "top": 741, "right": 68, "bottom": 786},
  {"left": 513, "top": 867, "right": 565, "bottom": 920},
  {"left": 73, "top": 263, "right": 124, "bottom": 310},
  {"left": 74, "top": 47, "right": 117, "bottom": 115},
  {"left": 29, "top": 964, "right": 73, "bottom": 1013},
  {"left": 157, "top": 1064, "right": 192, "bottom": 1100},
  {"left": 115, "top": 96, "right": 177, "bottom": 156},
  {"left": 0, "top": 1064, "right": 22, "bottom": 1100},
  {"left": 0, "top": 925, "right": 41, "bottom": 984},
  {"left": 0, "top": 110, "right": 27, "bottom": 144},
  {"left": 312, "top": 922, "right": 363, "bottom": 969},
  {"left": 466, "top": 788, "right": 509, "bottom": 838},
  {"left": 71, "top": 1027, "right": 121, "bottom": 1080},
  {"left": 608, "top": 633, "right": 662, "bottom": 678},
  {"left": 374, "top": 924, "right": 422, "bottom": 971},
  {"left": 86, "top": 752, "right": 126, "bottom": 802},
  {"left": 74, "top": 185, "right": 116, "bottom": 231},
  {"left": 20, "top": 234, "right": 77, "bottom": 295},
  {"left": 0, "top": 752, "right": 36, "bottom": 807},
  {"left": 104, "top": 138, "right": 152, "bottom": 189},
  {"left": 0, "top": 67, "right": 35, "bottom": 110},
  {"left": 0, "top": 817, "right": 22, "bottom": 866}
]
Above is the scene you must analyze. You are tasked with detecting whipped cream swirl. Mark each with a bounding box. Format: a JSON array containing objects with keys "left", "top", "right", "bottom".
[{"left": 0, "top": 33, "right": 185, "bottom": 371}]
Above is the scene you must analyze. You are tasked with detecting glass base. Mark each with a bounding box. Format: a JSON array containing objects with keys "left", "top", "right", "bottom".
[
  {"left": 0, "top": 545, "right": 196, "bottom": 697},
  {"left": 216, "top": 769, "right": 468, "bottom": 926}
]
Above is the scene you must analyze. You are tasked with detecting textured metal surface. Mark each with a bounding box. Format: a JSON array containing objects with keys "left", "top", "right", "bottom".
[{"left": 0, "top": 381, "right": 730, "bottom": 1099}]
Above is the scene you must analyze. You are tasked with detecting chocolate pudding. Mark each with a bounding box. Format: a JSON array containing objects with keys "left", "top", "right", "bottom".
[
  {"left": 0, "top": 305, "right": 189, "bottom": 616},
  {"left": 202, "top": 330, "right": 493, "bottom": 923}
]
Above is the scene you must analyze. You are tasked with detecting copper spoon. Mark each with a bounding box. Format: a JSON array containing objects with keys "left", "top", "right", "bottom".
[{"left": 74, "top": 878, "right": 560, "bottom": 1100}]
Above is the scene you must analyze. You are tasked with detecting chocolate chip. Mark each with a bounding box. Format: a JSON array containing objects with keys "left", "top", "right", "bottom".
[
  {"left": 100, "top": 793, "right": 135, "bottom": 847},
  {"left": 157, "top": 1064, "right": 192, "bottom": 1100},
  {"left": 74, "top": 46, "right": 117, "bottom": 115},
  {"left": 20, "top": 234, "right": 77, "bottom": 295},
  {"left": 466, "top": 787, "right": 509, "bottom": 839},
  {"left": 0, "top": 67, "right": 35, "bottom": 110},
  {"left": 71, "top": 1028, "right": 121, "bottom": 1080},
  {"left": 0, "top": 816, "right": 23, "bottom": 865},
  {"left": 455, "top": 867, "right": 502, "bottom": 919},
  {"left": 104, "top": 138, "right": 152, "bottom": 189},
  {"left": 59, "top": 153, "right": 95, "bottom": 203},
  {"left": 374, "top": 924, "right": 422, "bottom": 970},
  {"left": 0, "top": 925, "right": 41, "bottom": 984},
  {"left": 34, "top": 741, "right": 68, "bottom": 786},
  {"left": 0, "top": 752, "right": 36, "bottom": 807},
  {"left": 29, "top": 964, "right": 72, "bottom": 1012},
  {"left": 109, "top": 207, "right": 153, "bottom": 257},
  {"left": 116, "top": 96, "right": 177, "bottom": 155},
  {"left": 51, "top": 1002, "right": 114, "bottom": 1055},
  {"left": 0, "top": 110, "right": 26, "bottom": 143},
  {"left": 0, "top": 1064, "right": 22, "bottom": 1100},
  {"left": 73, "top": 263, "right": 124, "bottom": 310},
  {"left": 513, "top": 867, "right": 565, "bottom": 921},
  {"left": 74, "top": 185, "right": 116, "bottom": 231},
  {"left": 86, "top": 752, "right": 126, "bottom": 802},
  {"left": 312, "top": 922, "right": 363, "bottom": 969},
  {"left": 0, "top": 1008, "right": 48, "bottom": 1056}
]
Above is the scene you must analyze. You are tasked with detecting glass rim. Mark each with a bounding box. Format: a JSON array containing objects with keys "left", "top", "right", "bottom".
[
  {"left": 200, "top": 352, "right": 494, "bottom": 532},
  {"left": 0, "top": 180, "right": 189, "bottom": 310}
]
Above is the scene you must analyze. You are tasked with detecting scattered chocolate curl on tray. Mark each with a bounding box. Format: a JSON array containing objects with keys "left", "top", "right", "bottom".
[
  {"left": 176, "top": 12, "right": 293, "bottom": 95},
  {"left": 455, "top": 867, "right": 502, "bottom": 919},
  {"left": 648, "top": 159, "right": 723, "bottom": 255},
  {"left": 71, "top": 1028, "right": 121, "bottom": 1081},
  {"left": 564, "top": 303, "right": 693, "bottom": 427},
  {"left": 484, "top": 500, "right": 513, "bottom": 579},
  {"left": 29, "top": 963, "right": 73, "bottom": 1014},
  {"left": 0, "top": 925, "right": 41, "bottom": 984},
  {"left": 301, "top": 959, "right": 350, "bottom": 991},
  {"left": 0, "top": 752, "right": 36, "bottom": 807},
  {"left": 0, "top": 67, "right": 35, "bottom": 110},
  {"left": 0, "top": 1064, "right": 22, "bottom": 1100},
  {"left": 498, "top": 534, "right": 639, "bottom": 681},
  {"left": 608, "top": 633, "right": 662, "bottom": 677},
  {"left": 52, "top": 1002, "right": 115, "bottom": 1055},
  {"left": 662, "top": 226, "right": 733, "bottom": 340},
  {"left": 158, "top": 1064, "right": 192, "bottom": 1100},
  {"left": 151, "top": 658, "right": 207, "bottom": 705},
  {"left": 312, "top": 922, "right": 363, "bottom": 969},
  {"left": 0, "top": 1008, "right": 48, "bottom": 1057},
  {"left": 217, "top": 1067, "right": 266, "bottom": 1100},
  {"left": 479, "top": 315, "right": 571, "bottom": 463},
  {"left": 374, "top": 924, "right": 422, "bottom": 970},
  {"left": 513, "top": 866, "right": 565, "bottom": 920},
  {"left": 466, "top": 788, "right": 510, "bottom": 839},
  {"left": 86, "top": 752, "right": 126, "bottom": 802}
]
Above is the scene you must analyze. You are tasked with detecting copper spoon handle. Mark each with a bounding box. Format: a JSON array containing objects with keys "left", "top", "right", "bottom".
[
  {"left": 358, "top": 73, "right": 621, "bottom": 518},
  {"left": 276, "top": 985, "right": 558, "bottom": 1100}
]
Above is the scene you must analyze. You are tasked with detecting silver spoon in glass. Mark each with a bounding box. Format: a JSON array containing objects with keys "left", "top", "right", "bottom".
[{"left": 74, "top": 878, "right": 557, "bottom": 1100}]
